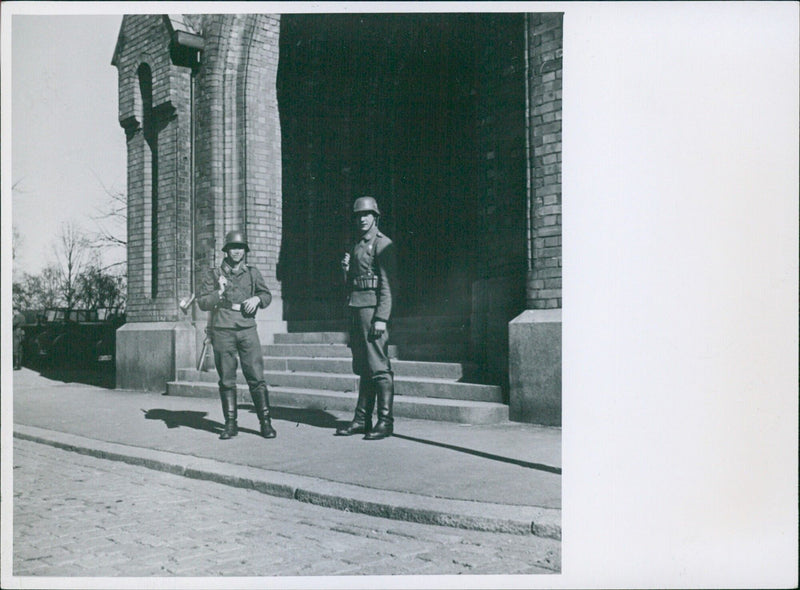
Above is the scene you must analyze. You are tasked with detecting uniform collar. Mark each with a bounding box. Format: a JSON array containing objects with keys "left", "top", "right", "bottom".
[
  {"left": 221, "top": 259, "right": 247, "bottom": 275},
  {"left": 359, "top": 224, "right": 379, "bottom": 243}
]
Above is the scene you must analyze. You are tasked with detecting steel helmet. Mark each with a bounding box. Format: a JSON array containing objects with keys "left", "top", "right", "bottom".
[
  {"left": 222, "top": 230, "right": 249, "bottom": 252},
  {"left": 352, "top": 196, "right": 380, "bottom": 216}
]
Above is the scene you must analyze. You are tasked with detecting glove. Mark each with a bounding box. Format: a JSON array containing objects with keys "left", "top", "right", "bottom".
[
  {"left": 369, "top": 320, "right": 387, "bottom": 340},
  {"left": 242, "top": 296, "right": 261, "bottom": 315}
]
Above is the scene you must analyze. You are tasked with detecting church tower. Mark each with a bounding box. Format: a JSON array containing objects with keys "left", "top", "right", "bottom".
[
  {"left": 112, "top": 15, "right": 284, "bottom": 390},
  {"left": 113, "top": 12, "right": 562, "bottom": 425}
]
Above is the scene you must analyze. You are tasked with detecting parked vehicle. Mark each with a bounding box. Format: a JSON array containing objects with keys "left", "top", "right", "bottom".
[{"left": 24, "top": 307, "right": 125, "bottom": 368}]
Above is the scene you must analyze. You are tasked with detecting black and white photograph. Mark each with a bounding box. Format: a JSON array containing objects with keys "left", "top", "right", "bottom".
[{"left": 1, "top": 2, "right": 797, "bottom": 589}]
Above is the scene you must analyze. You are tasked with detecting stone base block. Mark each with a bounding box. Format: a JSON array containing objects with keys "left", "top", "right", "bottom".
[
  {"left": 509, "top": 309, "right": 561, "bottom": 425},
  {"left": 116, "top": 322, "right": 196, "bottom": 392}
]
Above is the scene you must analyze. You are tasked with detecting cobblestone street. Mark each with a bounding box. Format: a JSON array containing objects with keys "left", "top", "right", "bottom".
[{"left": 12, "top": 438, "right": 560, "bottom": 577}]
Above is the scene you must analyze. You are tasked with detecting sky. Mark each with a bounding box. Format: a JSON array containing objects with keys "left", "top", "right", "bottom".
[{"left": 10, "top": 14, "right": 126, "bottom": 276}]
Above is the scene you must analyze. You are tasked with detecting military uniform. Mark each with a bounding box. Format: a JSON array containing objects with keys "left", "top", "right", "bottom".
[
  {"left": 336, "top": 197, "right": 397, "bottom": 440},
  {"left": 197, "top": 231, "right": 276, "bottom": 440}
]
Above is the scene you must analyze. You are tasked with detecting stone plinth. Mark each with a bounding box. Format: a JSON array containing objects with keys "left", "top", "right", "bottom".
[
  {"left": 508, "top": 309, "right": 561, "bottom": 425},
  {"left": 116, "top": 322, "right": 196, "bottom": 392}
]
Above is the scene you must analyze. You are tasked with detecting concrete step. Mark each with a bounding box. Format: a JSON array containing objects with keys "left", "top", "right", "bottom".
[
  {"left": 274, "top": 332, "right": 349, "bottom": 345},
  {"left": 264, "top": 341, "right": 464, "bottom": 363},
  {"left": 391, "top": 342, "right": 468, "bottom": 362},
  {"left": 263, "top": 343, "right": 399, "bottom": 359},
  {"left": 261, "top": 357, "right": 477, "bottom": 380},
  {"left": 286, "top": 315, "right": 468, "bottom": 333},
  {"left": 165, "top": 381, "right": 509, "bottom": 424},
  {"left": 176, "top": 369, "right": 502, "bottom": 403},
  {"left": 276, "top": 327, "right": 468, "bottom": 346}
]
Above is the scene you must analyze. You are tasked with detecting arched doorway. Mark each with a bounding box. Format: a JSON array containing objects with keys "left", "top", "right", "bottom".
[{"left": 276, "top": 13, "right": 489, "bottom": 323}]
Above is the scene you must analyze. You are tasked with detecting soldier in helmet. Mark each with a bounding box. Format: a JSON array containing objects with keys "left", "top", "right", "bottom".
[
  {"left": 197, "top": 230, "right": 277, "bottom": 440},
  {"left": 336, "top": 196, "right": 397, "bottom": 440}
]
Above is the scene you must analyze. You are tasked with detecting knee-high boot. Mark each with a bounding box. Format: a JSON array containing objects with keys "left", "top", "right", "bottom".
[
  {"left": 364, "top": 373, "right": 393, "bottom": 440},
  {"left": 336, "top": 376, "right": 376, "bottom": 435},
  {"left": 251, "top": 386, "right": 277, "bottom": 439},
  {"left": 219, "top": 389, "right": 238, "bottom": 440}
]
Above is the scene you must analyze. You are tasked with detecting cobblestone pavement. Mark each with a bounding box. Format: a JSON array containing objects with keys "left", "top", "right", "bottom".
[{"left": 12, "top": 439, "right": 560, "bottom": 577}]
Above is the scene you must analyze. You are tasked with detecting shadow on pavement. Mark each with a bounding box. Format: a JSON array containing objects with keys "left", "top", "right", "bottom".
[
  {"left": 391, "top": 433, "right": 562, "bottom": 474},
  {"left": 244, "top": 405, "right": 342, "bottom": 429},
  {"left": 142, "top": 405, "right": 344, "bottom": 436},
  {"left": 142, "top": 409, "right": 223, "bottom": 435},
  {"left": 33, "top": 365, "right": 116, "bottom": 389}
]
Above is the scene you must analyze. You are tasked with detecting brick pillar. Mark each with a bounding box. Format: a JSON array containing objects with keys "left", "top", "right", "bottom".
[
  {"left": 193, "top": 14, "right": 285, "bottom": 347},
  {"left": 113, "top": 15, "right": 196, "bottom": 390},
  {"left": 526, "top": 12, "right": 563, "bottom": 311},
  {"left": 510, "top": 13, "right": 563, "bottom": 425}
]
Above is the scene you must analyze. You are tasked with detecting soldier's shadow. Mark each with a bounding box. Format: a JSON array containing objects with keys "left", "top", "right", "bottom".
[
  {"left": 143, "top": 406, "right": 343, "bottom": 437},
  {"left": 241, "top": 404, "right": 341, "bottom": 429},
  {"left": 142, "top": 409, "right": 223, "bottom": 435}
]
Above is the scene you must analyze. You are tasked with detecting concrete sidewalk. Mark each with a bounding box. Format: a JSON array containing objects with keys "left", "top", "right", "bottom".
[{"left": 11, "top": 367, "right": 561, "bottom": 539}]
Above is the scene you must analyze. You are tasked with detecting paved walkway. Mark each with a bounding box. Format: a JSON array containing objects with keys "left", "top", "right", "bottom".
[{"left": 11, "top": 367, "right": 561, "bottom": 538}]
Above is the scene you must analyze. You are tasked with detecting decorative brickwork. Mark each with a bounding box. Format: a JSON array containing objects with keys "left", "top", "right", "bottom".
[
  {"left": 527, "top": 13, "right": 563, "bottom": 310},
  {"left": 113, "top": 15, "right": 193, "bottom": 322},
  {"left": 191, "top": 14, "right": 282, "bottom": 298},
  {"left": 114, "top": 14, "right": 282, "bottom": 323}
]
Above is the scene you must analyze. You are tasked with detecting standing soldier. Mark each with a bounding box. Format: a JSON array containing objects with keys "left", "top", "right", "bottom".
[
  {"left": 336, "top": 196, "right": 397, "bottom": 440},
  {"left": 197, "top": 230, "right": 277, "bottom": 440},
  {"left": 13, "top": 308, "right": 26, "bottom": 370}
]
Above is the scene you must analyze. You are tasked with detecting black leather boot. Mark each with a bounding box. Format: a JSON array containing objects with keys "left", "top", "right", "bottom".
[
  {"left": 364, "top": 373, "right": 394, "bottom": 440},
  {"left": 336, "top": 377, "right": 375, "bottom": 435},
  {"left": 219, "top": 389, "right": 238, "bottom": 440},
  {"left": 252, "top": 386, "right": 277, "bottom": 439}
]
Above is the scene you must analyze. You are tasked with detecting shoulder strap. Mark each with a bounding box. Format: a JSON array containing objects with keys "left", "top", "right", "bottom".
[{"left": 365, "top": 233, "right": 381, "bottom": 274}]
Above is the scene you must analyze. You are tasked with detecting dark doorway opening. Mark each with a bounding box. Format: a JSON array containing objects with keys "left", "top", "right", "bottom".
[{"left": 277, "top": 14, "right": 482, "bottom": 322}]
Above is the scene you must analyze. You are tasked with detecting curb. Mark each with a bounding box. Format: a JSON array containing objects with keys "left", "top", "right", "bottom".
[{"left": 14, "top": 425, "right": 561, "bottom": 540}]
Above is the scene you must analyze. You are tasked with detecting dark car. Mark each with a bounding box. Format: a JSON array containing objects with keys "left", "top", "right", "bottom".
[{"left": 27, "top": 307, "right": 125, "bottom": 368}]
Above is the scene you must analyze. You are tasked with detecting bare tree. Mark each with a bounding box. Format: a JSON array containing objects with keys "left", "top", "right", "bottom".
[
  {"left": 89, "top": 173, "right": 127, "bottom": 272},
  {"left": 91, "top": 183, "right": 126, "bottom": 247},
  {"left": 52, "top": 221, "right": 95, "bottom": 310}
]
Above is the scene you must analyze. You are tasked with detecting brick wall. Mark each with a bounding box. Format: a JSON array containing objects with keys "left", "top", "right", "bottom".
[
  {"left": 116, "top": 14, "right": 282, "bottom": 324},
  {"left": 114, "top": 15, "right": 193, "bottom": 322},
  {"left": 527, "top": 13, "right": 563, "bottom": 310},
  {"left": 192, "top": 14, "right": 282, "bottom": 299}
]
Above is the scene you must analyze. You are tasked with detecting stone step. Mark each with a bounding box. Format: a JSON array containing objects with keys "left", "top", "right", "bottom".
[
  {"left": 263, "top": 341, "right": 469, "bottom": 363},
  {"left": 274, "top": 327, "right": 468, "bottom": 346},
  {"left": 274, "top": 332, "right": 349, "bottom": 345},
  {"left": 165, "top": 381, "right": 509, "bottom": 424},
  {"left": 286, "top": 315, "right": 468, "bottom": 333},
  {"left": 262, "top": 343, "right": 399, "bottom": 359},
  {"left": 390, "top": 342, "right": 468, "bottom": 363},
  {"left": 176, "top": 369, "right": 502, "bottom": 403},
  {"left": 262, "top": 357, "right": 477, "bottom": 380}
]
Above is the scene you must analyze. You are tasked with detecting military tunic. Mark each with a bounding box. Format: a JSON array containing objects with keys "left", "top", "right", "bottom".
[
  {"left": 346, "top": 225, "right": 396, "bottom": 377},
  {"left": 197, "top": 260, "right": 272, "bottom": 395}
]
